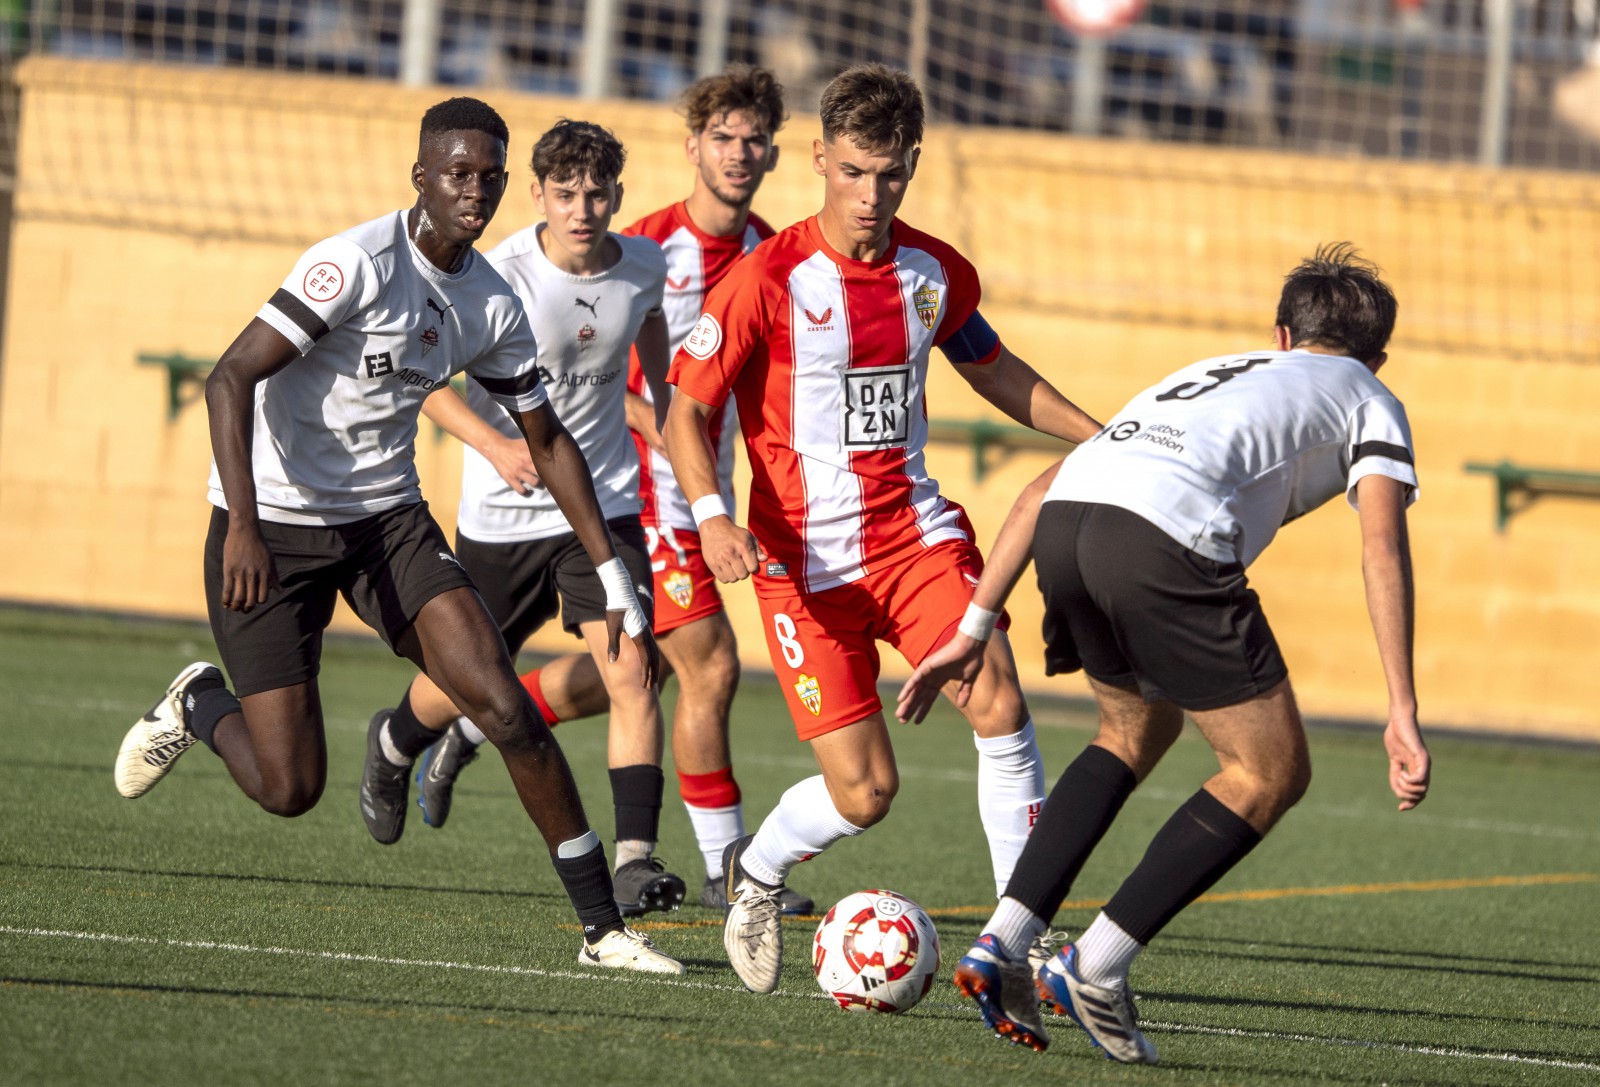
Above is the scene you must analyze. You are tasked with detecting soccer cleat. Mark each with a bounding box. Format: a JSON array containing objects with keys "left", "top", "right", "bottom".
[
  {"left": 577, "top": 925, "right": 686, "bottom": 975},
  {"left": 359, "top": 709, "right": 411, "bottom": 845},
  {"left": 1037, "top": 944, "right": 1158, "bottom": 1064},
  {"left": 414, "top": 720, "right": 479, "bottom": 829},
  {"left": 700, "top": 874, "right": 816, "bottom": 917},
  {"left": 953, "top": 934, "right": 1050, "bottom": 1051},
  {"left": 115, "top": 661, "right": 218, "bottom": 799},
  {"left": 1028, "top": 927, "right": 1072, "bottom": 983},
  {"left": 613, "top": 857, "right": 688, "bottom": 917},
  {"left": 721, "top": 835, "right": 784, "bottom": 993}
]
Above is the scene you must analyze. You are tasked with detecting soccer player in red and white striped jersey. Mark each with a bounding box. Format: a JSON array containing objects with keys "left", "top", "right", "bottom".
[
  {"left": 665, "top": 64, "right": 1104, "bottom": 994},
  {"left": 461, "top": 67, "right": 813, "bottom": 913}
]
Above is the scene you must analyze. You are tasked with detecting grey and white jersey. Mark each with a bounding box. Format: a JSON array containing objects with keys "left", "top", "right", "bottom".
[
  {"left": 1045, "top": 349, "right": 1418, "bottom": 567},
  {"left": 456, "top": 225, "right": 667, "bottom": 542},
  {"left": 207, "top": 210, "right": 547, "bottom": 526}
]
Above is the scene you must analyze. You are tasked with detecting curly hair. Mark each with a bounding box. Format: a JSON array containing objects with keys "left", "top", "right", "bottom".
[
  {"left": 818, "top": 63, "right": 923, "bottom": 151},
  {"left": 530, "top": 119, "right": 627, "bottom": 186},
  {"left": 1276, "top": 242, "right": 1398, "bottom": 361},
  {"left": 681, "top": 64, "right": 787, "bottom": 136}
]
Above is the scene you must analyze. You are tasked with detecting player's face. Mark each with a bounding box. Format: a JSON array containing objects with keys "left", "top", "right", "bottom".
[
  {"left": 687, "top": 110, "right": 778, "bottom": 209},
  {"left": 814, "top": 136, "right": 919, "bottom": 258},
  {"left": 410, "top": 130, "right": 510, "bottom": 266},
  {"left": 535, "top": 171, "right": 621, "bottom": 269}
]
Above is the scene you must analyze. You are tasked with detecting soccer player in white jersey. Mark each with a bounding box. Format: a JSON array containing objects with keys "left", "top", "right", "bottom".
[
  {"left": 663, "top": 64, "right": 1104, "bottom": 994},
  {"left": 357, "top": 119, "right": 691, "bottom": 916},
  {"left": 113, "top": 98, "right": 681, "bottom": 975},
  {"left": 900, "top": 244, "right": 1431, "bottom": 1058},
  {"left": 410, "top": 67, "right": 813, "bottom": 914}
]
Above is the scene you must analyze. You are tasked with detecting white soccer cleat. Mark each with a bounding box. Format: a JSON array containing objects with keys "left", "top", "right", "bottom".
[
  {"left": 1027, "top": 927, "right": 1071, "bottom": 982},
  {"left": 577, "top": 925, "right": 686, "bottom": 975},
  {"left": 721, "top": 835, "right": 784, "bottom": 993},
  {"left": 114, "top": 661, "right": 219, "bottom": 799},
  {"left": 1037, "top": 945, "right": 1158, "bottom": 1064}
]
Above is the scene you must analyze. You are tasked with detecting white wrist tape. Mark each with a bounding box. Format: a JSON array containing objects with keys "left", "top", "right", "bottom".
[
  {"left": 596, "top": 557, "right": 647, "bottom": 638},
  {"left": 690, "top": 494, "right": 729, "bottom": 528},
  {"left": 958, "top": 602, "right": 1001, "bottom": 643}
]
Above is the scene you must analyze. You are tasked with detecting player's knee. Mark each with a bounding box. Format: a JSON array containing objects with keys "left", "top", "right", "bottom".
[
  {"left": 255, "top": 779, "right": 322, "bottom": 818},
  {"left": 461, "top": 685, "right": 532, "bottom": 749},
  {"left": 833, "top": 774, "right": 899, "bottom": 828}
]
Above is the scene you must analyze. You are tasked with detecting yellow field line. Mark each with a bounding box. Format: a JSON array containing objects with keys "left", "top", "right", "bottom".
[{"left": 621, "top": 871, "right": 1599, "bottom": 931}]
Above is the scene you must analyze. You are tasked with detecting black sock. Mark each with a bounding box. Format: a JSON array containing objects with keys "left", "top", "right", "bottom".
[
  {"left": 186, "top": 680, "right": 241, "bottom": 754},
  {"left": 610, "top": 764, "right": 664, "bottom": 847},
  {"left": 553, "top": 842, "right": 625, "bottom": 941},
  {"left": 387, "top": 693, "right": 443, "bottom": 760},
  {"left": 1104, "top": 787, "right": 1263, "bottom": 944},
  {"left": 1002, "top": 744, "right": 1138, "bottom": 920}
]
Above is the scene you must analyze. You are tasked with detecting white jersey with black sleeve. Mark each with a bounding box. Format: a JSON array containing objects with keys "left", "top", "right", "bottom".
[
  {"left": 456, "top": 226, "right": 667, "bottom": 542},
  {"left": 206, "top": 210, "right": 548, "bottom": 526},
  {"left": 1044, "top": 349, "right": 1418, "bottom": 567}
]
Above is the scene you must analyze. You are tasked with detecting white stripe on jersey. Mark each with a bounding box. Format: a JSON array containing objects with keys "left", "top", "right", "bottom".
[{"left": 892, "top": 248, "right": 961, "bottom": 550}]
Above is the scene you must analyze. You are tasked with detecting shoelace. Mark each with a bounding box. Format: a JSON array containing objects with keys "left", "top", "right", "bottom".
[{"left": 734, "top": 886, "right": 780, "bottom": 940}]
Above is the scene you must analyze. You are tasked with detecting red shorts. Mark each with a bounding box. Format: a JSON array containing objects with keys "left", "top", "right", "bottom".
[
  {"left": 753, "top": 540, "right": 1006, "bottom": 741},
  {"left": 646, "top": 524, "right": 725, "bottom": 635}
]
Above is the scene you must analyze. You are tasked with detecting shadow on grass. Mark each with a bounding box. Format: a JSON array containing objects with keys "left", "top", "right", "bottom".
[
  {"left": 0, "top": 858, "right": 564, "bottom": 902},
  {"left": 1159, "top": 932, "right": 1600, "bottom": 981},
  {"left": 1143, "top": 986, "right": 1600, "bottom": 1035}
]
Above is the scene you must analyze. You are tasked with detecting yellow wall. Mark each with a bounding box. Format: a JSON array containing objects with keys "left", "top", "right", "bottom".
[{"left": 3, "top": 59, "right": 1597, "bottom": 740}]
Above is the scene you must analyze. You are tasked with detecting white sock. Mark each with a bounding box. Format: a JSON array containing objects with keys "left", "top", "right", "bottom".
[
  {"left": 1074, "top": 912, "right": 1144, "bottom": 989},
  {"left": 456, "top": 715, "right": 488, "bottom": 746},
  {"left": 974, "top": 719, "right": 1046, "bottom": 897},
  {"left": 378, "top": 721, "right": 411, "bottom": 766},
  {"left": 685, "top": 801, "right": 744, "bottom": 879},
  {"left": 743, "top": 775, "right": 863, "bottom": 886},
  {"left": 614, "top": 839, "right": 654, "bottom": 869},
  {"left": 981, "top": 896, "right": 1047, "bottom": 962}
]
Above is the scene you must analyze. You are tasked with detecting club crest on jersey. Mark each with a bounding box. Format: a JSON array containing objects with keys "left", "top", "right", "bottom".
[
  {"left": 419, "top": 326, "right": 440, "bottom": 355},
  {"left": 794, "top": 673, "right": 822, "bottom": 716},
  {"left": 664, "top": 570, "right": 694, "bottom": 610},
  {"left": 577, "top": 323, "right": 597, "bottom": 348},
  {"left": 913, "top": 286, "right": 939, "bottom": 330}
]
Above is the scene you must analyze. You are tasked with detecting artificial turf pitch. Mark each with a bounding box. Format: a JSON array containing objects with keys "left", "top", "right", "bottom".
[{"left": 4, "top": 604, "right": 1598, "bottom": 1086}]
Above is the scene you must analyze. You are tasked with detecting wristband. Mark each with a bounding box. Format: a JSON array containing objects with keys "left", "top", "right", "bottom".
[
  {"left": 957, "top": 602, "right": 1000, "bottom": 643},
  {"left": 596, "top": 557, "right": 648, "bottom": 638},
  {"left": 690, "top": 494, "right": 729, "bottom": 528}
]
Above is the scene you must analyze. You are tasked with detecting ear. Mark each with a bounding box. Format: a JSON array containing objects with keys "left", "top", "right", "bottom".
[
  {"left": 685, "top": 132, "right": 700, "bottom": 167},
  {"left": 411, "top": 161, "right": 426, "bottom": 195},
  {"left": 531, "top": 181, "right": 546, "bottom": 216},
  {"left": 1365, "top": 351, "right": 1388, "bottom": 375},
  {"left": 905, "top": 145, "right": 921, "bottom": 179},
  {"left": 812, "top": 138, "right": 827, "bottom": 177},
  {"left": 1272, "top": 324, "right": 1292, "bottom": 351},
  {"left": 765, "top": 144, "right": 781, "bottom": 173},
  {"left": 612, "top": 180, "right": 625, "bottom": 215}
]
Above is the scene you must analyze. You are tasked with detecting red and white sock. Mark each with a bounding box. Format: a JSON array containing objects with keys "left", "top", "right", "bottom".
[
  {"left": 975, "top": 718, "right": 1046, "bottom": 898},
  {"left": 678, "top": 767, "right": 744, "bottom": 879},
  {"left": 744, "top": 775, "right": 862, "bottom": 887}
]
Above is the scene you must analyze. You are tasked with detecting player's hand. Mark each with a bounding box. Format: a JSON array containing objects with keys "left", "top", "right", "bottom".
[
  {"left": 605, "top": 609, "right": 662, "bottom": 690},
  {"left": 484, "top": 434, "right": 541, "bottom": 496},
  {"left": 625, "top": 392, "right": 666, "bottom": 454},
  {"left": 701, "top": 516, "right": 761, "bottom": 583},
  {"left": 1383, "top": 714, "right": 1430, "bottom": 811},
  {"left": 220, "top": 522, "right": 279, "bottom": 613},
  {"left": 896, "top": 633, "right": 986, "bottom": 724}
]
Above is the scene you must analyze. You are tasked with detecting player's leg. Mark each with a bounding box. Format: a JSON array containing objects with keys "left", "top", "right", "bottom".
[{"left": 518, "top": 651, "right": 611, "bottom": 726}]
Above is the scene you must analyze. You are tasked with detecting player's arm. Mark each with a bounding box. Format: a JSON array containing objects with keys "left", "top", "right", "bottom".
[
  {"left": 958, "top": 343, "right": 1102, "bottom": 444},
  {"left": 512, "top": 402, "right": 660, "bottom": 688},
  {"left": 204, "top": 319, "right": 302, "bottom": 614},
  {"left": 421, "top": 385, "right": 539, "bottom": 495},
  {"left": 1356, "top": 472, "right": 1429, "bottom": 811},
  {"left": 896, "top": 460, "right": 1065, "bottom": 724},
  {"left": 664, "top": 388, "right": 759, "bottom": 583},
  {"left": 624, "top": 392, "right": 665, "bottom": 453},
  {"left": 633, "top": 311, "right": 672, "bottom": 435}
]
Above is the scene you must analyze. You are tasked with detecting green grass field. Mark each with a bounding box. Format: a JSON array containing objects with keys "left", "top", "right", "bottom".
[{"left": 4, "top": 604, "right": 1598, "bottom": 1085}]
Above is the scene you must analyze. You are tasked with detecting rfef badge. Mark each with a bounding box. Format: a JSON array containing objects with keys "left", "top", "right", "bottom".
[{"left": 794, "top": 673, "right": 822, "bottom": 716}]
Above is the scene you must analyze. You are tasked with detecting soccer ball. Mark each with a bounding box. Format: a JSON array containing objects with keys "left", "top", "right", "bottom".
[{"left": 812, "top": 889, "right": 941, "bottom": 1013}]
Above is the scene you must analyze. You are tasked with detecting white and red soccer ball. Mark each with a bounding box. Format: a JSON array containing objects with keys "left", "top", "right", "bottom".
[{"left": 812, "top": 889, "right": 941, "bottom": 1014}]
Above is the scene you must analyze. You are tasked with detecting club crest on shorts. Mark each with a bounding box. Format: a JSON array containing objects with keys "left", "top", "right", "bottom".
[
  {"left": 794, "top": 673, "right": 822, "bottom": 716},
  {"left": 914, "top": 285, "right": 939, "bottom": 330},
  {"left": 663, "top": 569, "right": 694, "bottom": 610}
]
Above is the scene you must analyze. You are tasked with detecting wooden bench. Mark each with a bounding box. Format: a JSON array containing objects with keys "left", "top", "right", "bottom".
[{"left": 1463, "top": 460, "right": 1600, "bottom": 531}]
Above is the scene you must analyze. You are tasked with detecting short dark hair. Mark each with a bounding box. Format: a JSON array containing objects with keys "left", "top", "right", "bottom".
[
  {"left": 419, "top": 97, "right": 509, "bottom": 153},
  {"left": 682, "top": 65, "right": 787, "bottom": 136},
  {"left": 818, "top": 63, "right": 923, "bottom": 152},
  {"left": 1276, "top": 242, "right": 1398, "bottom": 361},
  {"left": 530, "top": 119, "right": 626, "bottom": 186}
]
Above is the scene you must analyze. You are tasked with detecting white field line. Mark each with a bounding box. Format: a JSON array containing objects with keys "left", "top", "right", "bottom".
[{"left": 4, "top": 925, "right": 1597, "bottom": 1073}]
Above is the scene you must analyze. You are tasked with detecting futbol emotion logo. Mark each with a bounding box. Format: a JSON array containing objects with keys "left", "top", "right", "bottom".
[
  {"left": 303, "top": 262, "right": 344, "bottom": 301},
  {"left": 683, "top": 313, "right": 722, "bottom": 359}
]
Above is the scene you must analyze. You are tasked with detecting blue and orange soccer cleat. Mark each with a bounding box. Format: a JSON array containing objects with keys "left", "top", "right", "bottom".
[{"left": 953, "top": 934, "right": 1049, "bottom": 1052}]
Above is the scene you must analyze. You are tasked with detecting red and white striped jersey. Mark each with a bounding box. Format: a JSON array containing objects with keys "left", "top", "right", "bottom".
[
  {"left": 669, "top": 215, "right": 994, "bottom": 594},
  {"left": 623, "top": 202, "right": 773, "bottom": 530}
]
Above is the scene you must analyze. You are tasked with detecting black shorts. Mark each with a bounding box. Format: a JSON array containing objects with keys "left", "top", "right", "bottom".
[
  {"left": 204, "top": 501, "right": 474, "bottom": 697},
  {"left": 455, "top": 516, "right": 654, "bottom": 655},
  {"left": 1033, "top": 500, "right": 1288, "bottom": 711}
]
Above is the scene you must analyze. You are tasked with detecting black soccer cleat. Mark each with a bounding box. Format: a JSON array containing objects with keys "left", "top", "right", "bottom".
[{"left": 359, "top": 709, "right": 411, "bottom": 845}]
